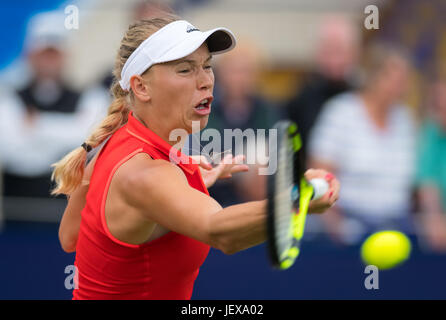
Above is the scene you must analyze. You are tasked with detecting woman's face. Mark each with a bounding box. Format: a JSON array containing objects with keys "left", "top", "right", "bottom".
[{"left": 143, "top": 43, "right": 214, "bottom": 134}]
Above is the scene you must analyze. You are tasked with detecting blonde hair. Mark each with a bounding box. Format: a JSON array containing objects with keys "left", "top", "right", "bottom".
[{"left": 51, "top": 16, "right": 179, "bottom": 195}]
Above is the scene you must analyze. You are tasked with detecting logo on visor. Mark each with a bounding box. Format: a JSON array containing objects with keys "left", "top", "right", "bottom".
[{"left": 186, "top": 24, "right": 200, "bottom": 33}]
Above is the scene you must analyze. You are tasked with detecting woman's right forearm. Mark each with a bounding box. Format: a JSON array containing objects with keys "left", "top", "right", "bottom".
[{"left": 208, "top": 200, "right": 267, "bottom": 255}]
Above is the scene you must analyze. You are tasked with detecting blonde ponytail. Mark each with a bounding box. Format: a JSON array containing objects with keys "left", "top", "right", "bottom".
[
  {"left": 51, "top": 82, "right": 129, "bottom": 195},
  {"left": 51, "top": 16, "right": 179, "bottom": 195}
]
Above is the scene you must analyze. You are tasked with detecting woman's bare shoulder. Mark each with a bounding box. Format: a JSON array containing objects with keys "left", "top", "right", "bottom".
[{"left": 114, "top": 153, "right": 186, "bottom": 189}]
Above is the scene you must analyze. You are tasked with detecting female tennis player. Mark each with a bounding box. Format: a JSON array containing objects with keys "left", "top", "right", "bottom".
[{"left": 52, "top": 16, "right": 340, "bottom": 300}]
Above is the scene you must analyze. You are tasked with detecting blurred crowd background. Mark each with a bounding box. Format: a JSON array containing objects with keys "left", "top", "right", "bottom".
[{"left": 1, "top": 0, "right": 446, "bottom": 299}]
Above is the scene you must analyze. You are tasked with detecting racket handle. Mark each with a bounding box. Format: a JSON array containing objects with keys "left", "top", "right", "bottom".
[{"left": 309, "top": 178, "right": 329, "bottom": 200}]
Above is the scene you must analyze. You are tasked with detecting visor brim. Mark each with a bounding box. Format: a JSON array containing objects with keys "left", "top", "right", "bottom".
[{"left": 156, "top": 27, "right": 236, "bottom": 64}]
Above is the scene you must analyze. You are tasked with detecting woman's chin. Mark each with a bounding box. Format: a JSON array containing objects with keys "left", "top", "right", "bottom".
[{"left": 187, "top": 117, "right": 208, "bottom": 134}]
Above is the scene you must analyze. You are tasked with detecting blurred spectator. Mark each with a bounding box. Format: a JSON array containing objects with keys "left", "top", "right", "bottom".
[
  {"left": 134, "top": 0, "right": 175, "bottom": 20},
  {"left": 200, "top": 40, "right": 280, "bottom": 207},
  {"left": 308, "top": 43, "right": 416, "bottom": 245},
  {"left": 416, "top": 75, "right": 446, "bottom": 252},
  {"left": 285, "top": 16, "right": 360, "bottom": 165},
  {"left": 0, "top": 11, "right": 105, "bottom": 218}
]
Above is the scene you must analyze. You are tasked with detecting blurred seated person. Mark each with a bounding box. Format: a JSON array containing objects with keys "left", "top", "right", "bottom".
[
  {"left": 0, "top": 12, "right": 105, "bottom": 203},
  {"left": 308, "top": 44, "right": 416, "bottom": 245},
  {"left": 416, "top": 74, "right": 446, "bottom": 252},
  {"left": 195, "top": 40, "right": 279, "bottom": 207},
  {"left": 285, "top": 16, "right": 360, "bottom": 165}
]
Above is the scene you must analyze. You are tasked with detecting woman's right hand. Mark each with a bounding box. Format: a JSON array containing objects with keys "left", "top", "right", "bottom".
[{"left": 305, "top": 169, "right": 340, "bottom": 214}]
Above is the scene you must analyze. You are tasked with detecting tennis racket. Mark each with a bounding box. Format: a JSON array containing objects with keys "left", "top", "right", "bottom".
[{"left": 267, "top": 120, "right": 329, "bottom": 270}]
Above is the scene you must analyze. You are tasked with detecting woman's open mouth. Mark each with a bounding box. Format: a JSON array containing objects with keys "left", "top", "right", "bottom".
[{"left": 194, "top": 98, "right": 212, "bottom": 115}]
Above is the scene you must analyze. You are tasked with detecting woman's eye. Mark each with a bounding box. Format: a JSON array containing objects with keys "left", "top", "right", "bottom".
[
  {"left": 179, "top": 69, "right": 190, "bottom": 73},
  {"left": 204, "top": 65, "right": 212, "bottom": 70}
]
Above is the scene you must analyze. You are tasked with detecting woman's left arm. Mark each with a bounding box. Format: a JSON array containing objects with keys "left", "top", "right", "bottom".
[
  {"left": 59, "top": 183, "right": 88, "bottom": 253},
  {"left": 58, "top": 153, "right": 98, "bottom": 253}
]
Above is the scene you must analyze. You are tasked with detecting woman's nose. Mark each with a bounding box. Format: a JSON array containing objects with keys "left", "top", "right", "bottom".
[{"left": 198, "top": 69, "right": 214, "bottom": 91}]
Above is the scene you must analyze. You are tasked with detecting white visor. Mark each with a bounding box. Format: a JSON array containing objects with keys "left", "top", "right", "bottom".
[{"left": 119, "top": 20, "right": 236, "bottom": 90}]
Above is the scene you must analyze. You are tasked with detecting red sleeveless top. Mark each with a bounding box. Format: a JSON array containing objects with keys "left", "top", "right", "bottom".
[{"left": 72, "top": 112, "right": 210, "bottom": 300}]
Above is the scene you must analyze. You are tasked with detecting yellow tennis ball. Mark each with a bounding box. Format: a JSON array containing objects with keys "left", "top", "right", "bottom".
[{"left": 360, "top": 231, "right": 411, "bottom": 270}]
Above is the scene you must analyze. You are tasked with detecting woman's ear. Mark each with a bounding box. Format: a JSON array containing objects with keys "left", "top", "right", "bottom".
[{"left": 129, "top": 75, "right": 151, "bottom": 102}]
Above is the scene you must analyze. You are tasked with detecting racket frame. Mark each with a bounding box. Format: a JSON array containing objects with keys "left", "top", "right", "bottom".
[{"left": 267, "top": 121, "right": 315, "bottom": 270}]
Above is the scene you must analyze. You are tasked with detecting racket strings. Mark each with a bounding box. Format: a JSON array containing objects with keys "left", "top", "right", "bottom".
[{"left": 274, "top": 136, "right": 295, "bottom": 258}]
